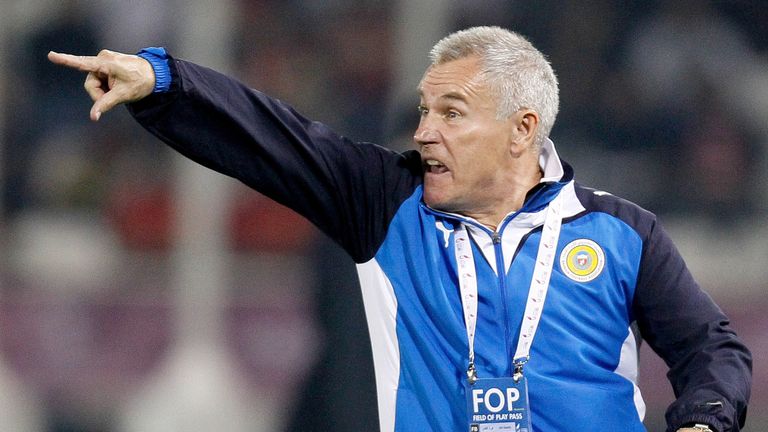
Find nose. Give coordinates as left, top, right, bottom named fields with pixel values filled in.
left=413, top=119, right=440, bottom=147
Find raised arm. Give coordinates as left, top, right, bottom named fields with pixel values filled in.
left=48, top=48, right=424, bottom=262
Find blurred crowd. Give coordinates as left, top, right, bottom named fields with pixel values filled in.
left=0, top=1, right=766, bottom=431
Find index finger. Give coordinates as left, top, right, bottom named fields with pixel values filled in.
left=47, top=51, right=102, bottom=73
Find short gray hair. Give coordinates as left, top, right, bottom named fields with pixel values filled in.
left=429, top=26, right=559, bottom=147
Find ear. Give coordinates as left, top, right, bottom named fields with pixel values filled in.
left=509, top=109, right=540, bottom=156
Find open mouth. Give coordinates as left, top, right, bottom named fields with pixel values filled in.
left=424, top=159, right=449, bottom=174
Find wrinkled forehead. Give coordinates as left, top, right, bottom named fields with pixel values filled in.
left=417, top=56, right=486, bottom=100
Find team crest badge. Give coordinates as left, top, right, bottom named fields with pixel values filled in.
left=560, top=239, right=605, bottom=282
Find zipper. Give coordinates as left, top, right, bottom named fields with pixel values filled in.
left=492, top=230, right=513, bottom=375
left=490, top=186, right=554, bottom=374
left=423, top=207, right=525, bottom=376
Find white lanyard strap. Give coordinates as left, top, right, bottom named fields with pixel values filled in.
left=455, top=195, right=563, bottom=384
left=512, top=195, right=562, bottom=378
left=454, top=224, right=479, bottom=383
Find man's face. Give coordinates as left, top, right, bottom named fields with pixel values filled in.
left=415, top=56, right=518, bottom=216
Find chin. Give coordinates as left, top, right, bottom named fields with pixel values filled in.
left=422, top=191, right=454, bottom=213
left=422, top=191, right=442, bottom=210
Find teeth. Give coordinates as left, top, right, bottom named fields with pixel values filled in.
left=425, top=159, right=442, bottom=166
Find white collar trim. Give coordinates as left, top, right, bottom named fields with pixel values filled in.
left=539, top=138, right=564, bottom=183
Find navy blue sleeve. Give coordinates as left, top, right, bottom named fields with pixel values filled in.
left=633, top=219, right=752, bottom=432
left=127, top=57, right=423, bottom=263
left=573, top=185, right=751, bottom=432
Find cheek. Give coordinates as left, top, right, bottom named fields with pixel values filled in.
left=459, top=153, right=503, bottom=191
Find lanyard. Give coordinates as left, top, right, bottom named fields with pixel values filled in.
left=455, top=195, right=563, bottom=384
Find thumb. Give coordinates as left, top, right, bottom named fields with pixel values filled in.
left=89, top=88, right=125, bottom=121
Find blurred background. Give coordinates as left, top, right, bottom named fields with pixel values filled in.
left=0, top=0, right=765, bottom=431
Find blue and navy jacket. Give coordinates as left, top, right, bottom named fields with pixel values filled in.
left=128, top=54, right=751, bottom=432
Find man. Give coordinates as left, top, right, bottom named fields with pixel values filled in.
left=49, top=26, right=750, bottom=431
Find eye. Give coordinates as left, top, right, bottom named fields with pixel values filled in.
left=445, top=110, right=461, bottom=119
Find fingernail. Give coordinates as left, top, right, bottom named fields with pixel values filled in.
left=95, top=111, right=102, bottom=121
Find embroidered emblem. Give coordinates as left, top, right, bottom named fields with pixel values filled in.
left=436, top=221, right=453, bottom=248
left=559, top=239, right=605, bottom=282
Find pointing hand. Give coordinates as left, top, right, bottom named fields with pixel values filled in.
left=47, top=49, right=156, bottom=121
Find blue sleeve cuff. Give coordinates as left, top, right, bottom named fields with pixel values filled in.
left=136, top=47, right=172, bottom=93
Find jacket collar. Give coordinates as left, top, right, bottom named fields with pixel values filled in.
left=539, top=138, right=566, bottom=183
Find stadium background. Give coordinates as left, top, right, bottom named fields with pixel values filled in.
left=0, top=0, right=765, bottom=430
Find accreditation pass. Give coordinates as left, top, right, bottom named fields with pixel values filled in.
left=466, top=377, right=531, bottom=432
